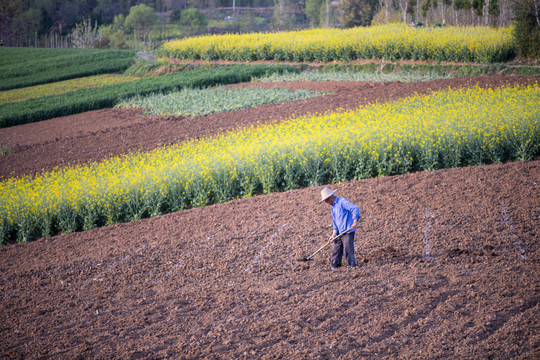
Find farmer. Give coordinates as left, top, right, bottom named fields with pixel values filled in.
left=319, top=187, right=361, bottom=270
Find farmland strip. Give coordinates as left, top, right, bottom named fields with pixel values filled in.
left=0, top=64, right=297, bottom=128
left=160, top=24, right=515, bottom=64
left=1, top=85, right=538, bottom=245
left=0, top=48, right=136, bottom=91
left=0, top=74, right=140, bottom=104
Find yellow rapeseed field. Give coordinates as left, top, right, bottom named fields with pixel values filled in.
left=160, top=24, right=515, bottom=63
left=1, top=84, right=538, bottom=243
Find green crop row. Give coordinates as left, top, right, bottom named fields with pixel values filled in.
left=252, top=68, right=454, bottom=83
left=1, top=84, right=538, bottom=244
left=312, top=62, right=540, bottom=77
left=0, top=64, right=298, bottom=128
left=0, top=47, right=136, bottom=91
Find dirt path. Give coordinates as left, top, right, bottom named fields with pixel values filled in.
left=1, top=75, right=537, bottom=179
left=0, top=74, right=539, bottom=359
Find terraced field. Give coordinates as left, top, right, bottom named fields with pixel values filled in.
left=0, top=73, right=538, bottom=359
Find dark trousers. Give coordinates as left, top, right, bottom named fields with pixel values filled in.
left=331, top=232, right=357, bottom=267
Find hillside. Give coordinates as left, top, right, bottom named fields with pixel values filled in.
left=0, top=74, right=539, bottom=359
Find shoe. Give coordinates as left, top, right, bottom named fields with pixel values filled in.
left=331, top=266, right=337, bottom=270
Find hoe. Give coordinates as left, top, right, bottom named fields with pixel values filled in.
left=296, top=227, right=353, bottom=262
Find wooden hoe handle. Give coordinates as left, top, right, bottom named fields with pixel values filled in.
left=306, top=227, right=353, bottom=260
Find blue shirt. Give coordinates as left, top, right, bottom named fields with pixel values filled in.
left=331, top=196, right=361, bottom=234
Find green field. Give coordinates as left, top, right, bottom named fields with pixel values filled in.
left=0, top=47, right=137, bottom=91
left=0, top=64, right=298, bottom=128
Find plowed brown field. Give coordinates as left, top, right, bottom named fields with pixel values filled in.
left=0, top=75, right=539, bottom=359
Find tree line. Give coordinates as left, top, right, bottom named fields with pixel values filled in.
left=0, top=0, right=538, bottom=58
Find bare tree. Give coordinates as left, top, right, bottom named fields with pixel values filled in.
left=70, top=17, right=101, bottom=48
left=272, top=0, right=294, bottom=30
left=398, top=0, right=409, bottom=22
left=499, top=0, right=513, bottom=25
left=378, top=0, right=392, bottom=22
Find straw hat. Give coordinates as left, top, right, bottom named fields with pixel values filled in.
left=319, top=187, right=336, bottom=203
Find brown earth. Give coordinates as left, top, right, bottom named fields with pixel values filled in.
left=0, top=75, right=539, bottom=359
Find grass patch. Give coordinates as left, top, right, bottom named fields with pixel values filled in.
left=501, top=66, right=540, bottom=76
left=300, top=62, right=540, bottom=78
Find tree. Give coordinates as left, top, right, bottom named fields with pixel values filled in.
left=340, top=0, right=378, bottom=27
left=488, top=0, right=500, bottom=18
left=124, top=3, right=158, bottom=40
left=71, top=17, right=101, bottom=48
left=511, top=0, right=540, bottom=58
left=97, top=22, right=129, bottom=49
left=398, top=0, right=410, bottom=22
left=453, top=0, right=471, bottom=24
left=113, top=13, right=126, bottom=31
left=239, top=9, right=257, bottom=32
left=170, top=9, right=182, bottom=22
left=94, top=0, right=129, bottom=24
left=421, top=0, right=452, bottom=25
left=321, top=0, right=336, bottom=27
left=511, top=0, right=540, bottom=26
left=305, top=0, right=324, bottom=26
left=178, top=8, right=207, bottom=35
left=0, top=0, right=26, bottom=20
left=13, top=8, right=43, bottom=39
left=378, top=0, right=394, bottom=23
left=271, top=0, right=295, bottom=30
